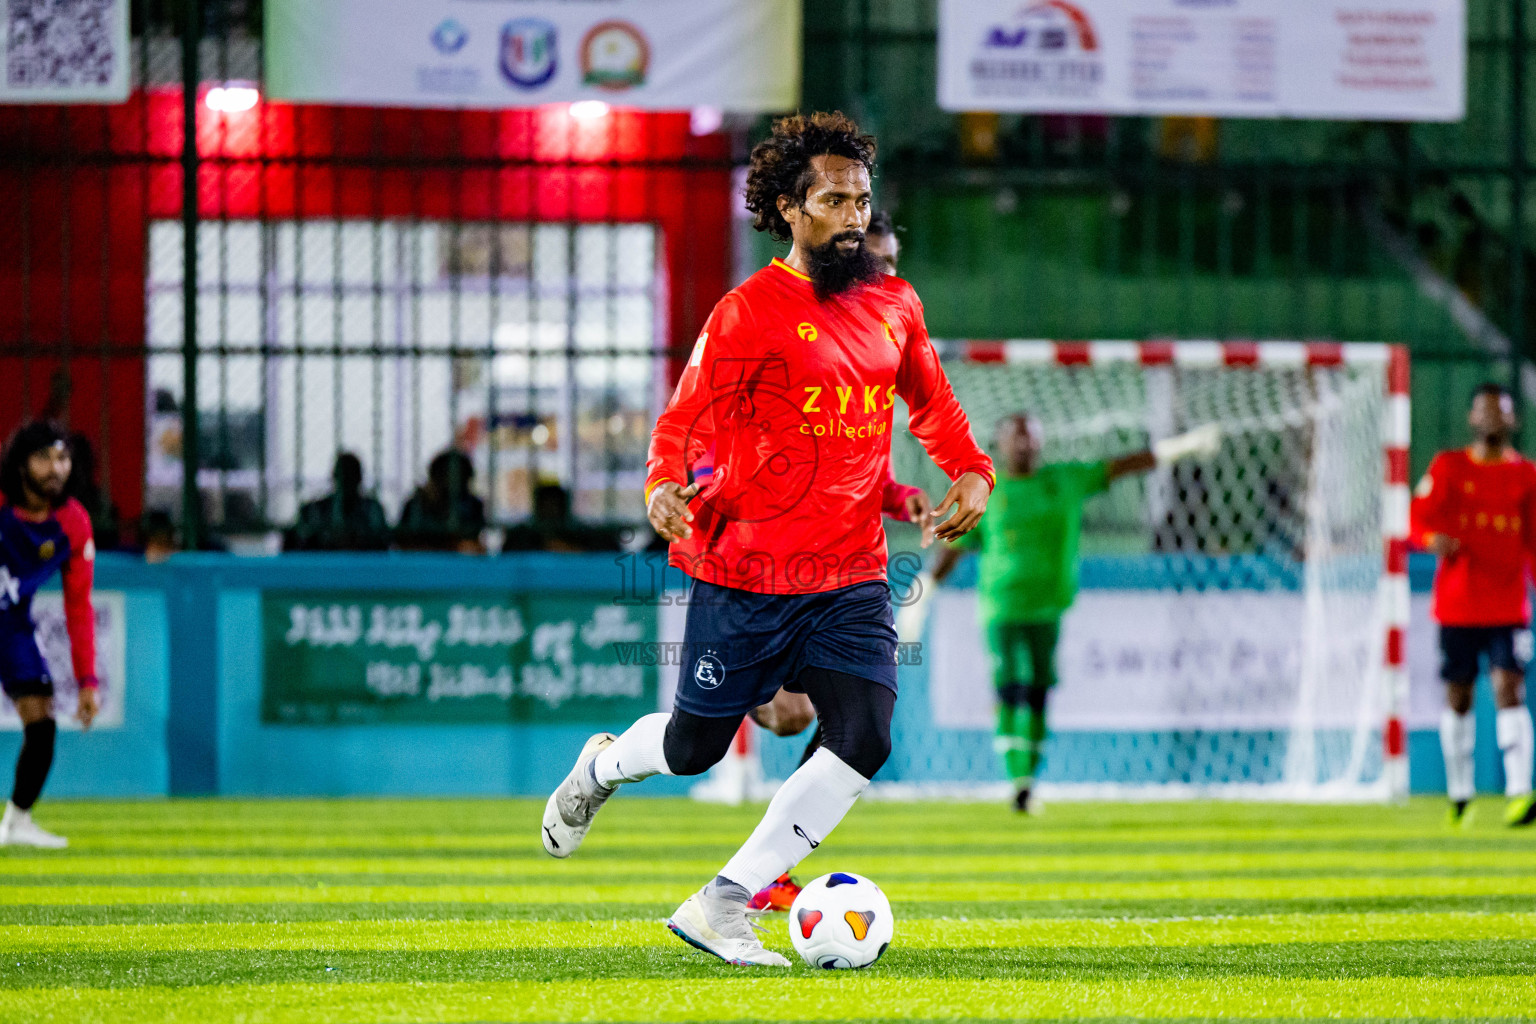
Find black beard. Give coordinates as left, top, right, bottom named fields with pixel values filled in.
left=24, top=477, right=66, bottom=507
left=803, top=232, right=885, bottom=301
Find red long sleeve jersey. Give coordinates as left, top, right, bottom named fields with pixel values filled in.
left=692, top=451, right=923, bottom=522
left=0, top=498, right=97, bottom=686
left=647, top=259, right=994, bottom=594
left=1410, top=448, right=1536, bottom=626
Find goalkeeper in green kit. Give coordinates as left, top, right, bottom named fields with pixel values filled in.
left=899, top=412, right=1221, bottom=812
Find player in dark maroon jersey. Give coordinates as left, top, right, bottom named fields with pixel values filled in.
left=1411, top=384, right=1536, bottom=827
left=541, top=113, right=993, bottom=966
left=0, top=421, right=101, bottom=848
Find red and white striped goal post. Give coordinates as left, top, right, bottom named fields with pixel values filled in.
left=935, top=339, right=1412, bottom=800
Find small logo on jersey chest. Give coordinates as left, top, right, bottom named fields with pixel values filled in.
left=797, top=322, right=818, bottom=342
left=37, top=539, right=54, bottom=561
left=881, top=320, right=900, bottom=349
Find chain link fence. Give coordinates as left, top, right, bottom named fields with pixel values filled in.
left=1, top=0, right=1533, bottom=551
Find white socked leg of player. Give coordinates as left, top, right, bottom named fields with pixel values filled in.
left=1439, top=702, right=1476, bottom=824
left=540, top=713, right=675, bottom=858
left=1493, top=664, right=1536, bottom=827
left=668, top=669, right=892, bottom=968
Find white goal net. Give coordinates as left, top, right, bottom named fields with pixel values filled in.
left=883, top=341, right=1410, bottom=802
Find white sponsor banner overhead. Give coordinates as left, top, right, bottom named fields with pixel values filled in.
left=0, top=0, right=130, bottom=103
left=266, top=0, right=801, bottom=112
left=938, top=0, right=1465, bottom=121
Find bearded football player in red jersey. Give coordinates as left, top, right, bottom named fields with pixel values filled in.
left=1411, top=383, right=1536, bottom=828
left=540, top=112, right=994, bottom=966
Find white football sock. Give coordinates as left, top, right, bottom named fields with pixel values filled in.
left=1439, top=708, right=1476, bottom=802
left=593, top=713, right=674, bottom=788
left=718, top=748, right=869, bottom=895
left=1496, top=706, right=1534, bottom=798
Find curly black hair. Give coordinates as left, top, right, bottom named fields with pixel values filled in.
left=0, top=420, right=68, bottom=506
left=867, top=210, right=895, bottom=237
left=744, top=111, right=877, bottom=242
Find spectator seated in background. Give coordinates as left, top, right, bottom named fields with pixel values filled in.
left=502, top=483, right=622, bottom=553
left=395, top=450, right=486, bottom=554
left=283, top=452, right=390, bottom=552
left=138, top=510, right=179, bottom=564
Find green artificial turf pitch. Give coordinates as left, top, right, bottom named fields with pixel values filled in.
left=0, top=797, right=1532, bottom=1022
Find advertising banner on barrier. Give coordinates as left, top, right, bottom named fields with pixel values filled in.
left=0, top=0, right=130, bottom=103
left=0, top=590, right=126, bottom=730
left=930, top=587, right=1440, bottom=732
left=938, top=0, right=1465, bottom=121
left=262, top=593, right=657, bottom=725
left=266, top=0, right=800, bottom=111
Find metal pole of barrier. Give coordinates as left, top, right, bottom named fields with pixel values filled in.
left=1511, top=0, right=1528, bottom=433
left=180, top=0, right=202, bottom=550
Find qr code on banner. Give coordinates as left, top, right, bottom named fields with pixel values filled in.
left=6, top=0, right=116, bottom=90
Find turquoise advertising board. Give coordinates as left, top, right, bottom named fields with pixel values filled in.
left=262, top=591, right=656, bottom=725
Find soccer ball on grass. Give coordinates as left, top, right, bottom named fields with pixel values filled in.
left=787, top=871, right=894, bottom=969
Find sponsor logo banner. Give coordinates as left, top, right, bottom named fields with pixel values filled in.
left=267, top=0, right=799, bottom=111
left=939, top=0, right=1464, bottom=121
left=930, top=587, right=1412, bottom=732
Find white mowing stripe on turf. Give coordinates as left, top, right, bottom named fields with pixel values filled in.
left=5, top=976, right=1535, bottom=1022
left=7, top=875, right=1536, bottom=904
left=1, top=911, right=1531, bottom=953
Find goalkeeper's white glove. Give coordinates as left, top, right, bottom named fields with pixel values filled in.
left=895, top=571, right=936, bottom=643
left=1153, top=423, right=1222, bottom=465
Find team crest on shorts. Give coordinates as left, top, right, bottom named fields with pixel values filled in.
left=693, top=652, right=726, bottom=689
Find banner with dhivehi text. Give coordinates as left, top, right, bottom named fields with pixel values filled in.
left=263, top=592, right=657, bottom=725
left=266, top=0, right=800, bottom=111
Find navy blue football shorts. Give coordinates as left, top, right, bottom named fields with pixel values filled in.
left=0, top=627, right=53, bottom=701
left=1439, top=624, right=1532, bottom=683
left=672, top=578, right=899, bottom=719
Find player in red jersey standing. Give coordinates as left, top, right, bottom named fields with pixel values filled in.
left=540, top=112, right=994, bottom=965
left=0, top=422, right=101, bottom=847
left=1411, top=384, right=1536, bottom=827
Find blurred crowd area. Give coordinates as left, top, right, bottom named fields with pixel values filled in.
left=69, top=437, right=647, bottom=561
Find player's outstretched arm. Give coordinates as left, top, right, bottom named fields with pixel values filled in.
left=892, top=287, right=995, bottom=525
left=58, top=501, right=99, bottom=730
left=1106, top=423, right=1223, bottom=483
left=643, top=294, right=748, bottom=540
left=1411, top=453, right=1460, bottom=558
left=1107, top=451, right=1156, bottom=482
